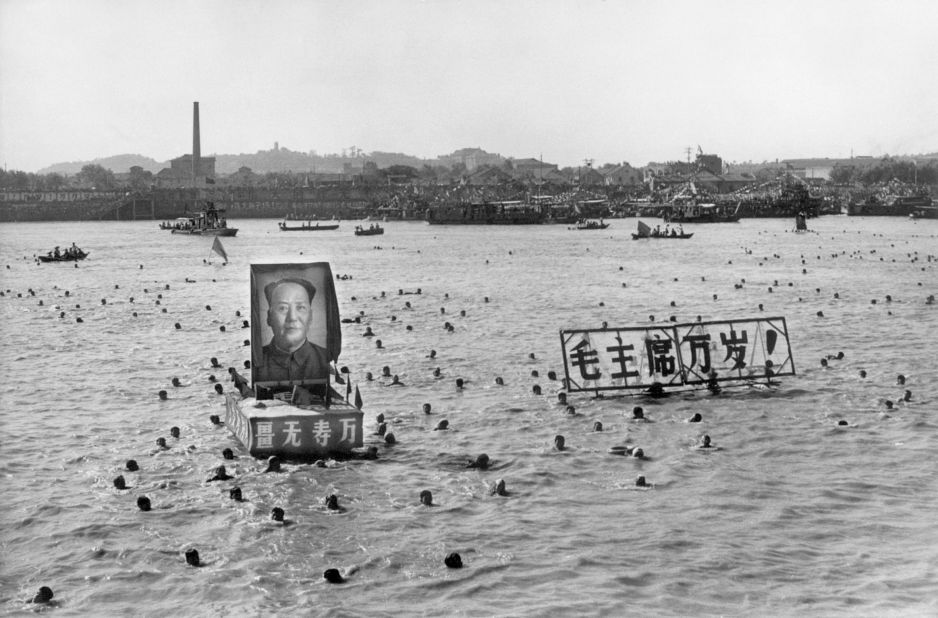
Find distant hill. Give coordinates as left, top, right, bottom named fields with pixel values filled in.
left=213, top=148, right=429, bottom=174
left=37, top=148, right=435, bottom=176
left=39, top=154, right=165, bottom=175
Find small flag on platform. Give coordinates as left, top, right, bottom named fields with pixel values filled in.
left=346, top=378, right=352, bottom=400
left=211, top=237, right=228, bottom=263
left=354, top=385, right=363, bottom=410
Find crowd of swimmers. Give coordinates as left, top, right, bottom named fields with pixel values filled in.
left=6, top=228, right=934, bottom=606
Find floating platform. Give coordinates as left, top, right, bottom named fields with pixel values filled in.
left=225, top=394, right=363, bottom=459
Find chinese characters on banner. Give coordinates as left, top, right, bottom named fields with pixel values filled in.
left=560, top=317, right=794, bottom=393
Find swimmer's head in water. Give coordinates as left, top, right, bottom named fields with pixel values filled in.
left=323, top=568, right=344, bottom=583
left=229, top=487, right=243, bottom=501
left=265, top=456, right=281, bottom=473
left=420, top=490, right=433, bottom=506
left=444, top=552, right=463, bottom=569
left=469, top=454, right=490, bottom=469
left=324, top=494, right=340, bottom=511
left=635, top=475, right=647, bottom=487
left=632, top=406, right=644, bottom=419
left=137, top=496, right=151, bottom=511
left=554, top=435, right=565, bottom=451
left=271, top=507, right=284, bottom=522
left=185, top=548, right=200, bottom=567
left=32, top=586, right=54, bottom=604
left=126, top=459, right=139, bottom=471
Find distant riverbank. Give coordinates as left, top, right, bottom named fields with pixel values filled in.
left=0, top=187, right=389, bottom=222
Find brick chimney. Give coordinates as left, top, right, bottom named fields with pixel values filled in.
left=192, top=102, right=201, bottom=186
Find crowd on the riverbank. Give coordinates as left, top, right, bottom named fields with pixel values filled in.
left=1, top=174, right=933, bottom=223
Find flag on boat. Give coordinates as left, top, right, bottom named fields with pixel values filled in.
left=354, top=385, right=363, bottom=410
left=637, top=220, right=651, bottom=237
left=211, top=237, right=228, bottom=262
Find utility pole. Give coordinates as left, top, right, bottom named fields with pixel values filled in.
left=685, top=147, right=693, bottom=165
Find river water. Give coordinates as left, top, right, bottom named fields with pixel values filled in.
left=1, top=216, right=936, bottom=616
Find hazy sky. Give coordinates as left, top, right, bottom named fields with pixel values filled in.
left=2, top=0, right=936, bottom=172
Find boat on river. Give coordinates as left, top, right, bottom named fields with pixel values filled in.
left=38, top=249, right=89, bottom=262
left=224, top=262, right=364, bottom=460
left=845, top=193, right=936, bottom=218
left=159, top=202, right=237, bottom=236
left=279, top=219, right=340, bottom=231
left=426, top=201, right=545, bottom=224
left=663, top=201, right=739, bottom=223
left=631, top=220, right=693, bottom=240
left=572, top=219, right=609, bottom=230
left=354, top=224, right=384, bottom=236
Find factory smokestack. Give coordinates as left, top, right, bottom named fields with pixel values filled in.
left=192, top=102, right=201, bottom=186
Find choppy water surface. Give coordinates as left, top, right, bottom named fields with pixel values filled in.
left=1, top=216, right=936, bottom=616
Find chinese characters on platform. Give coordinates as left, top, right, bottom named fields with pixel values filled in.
left=228, top=408, right=362, bottom=457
